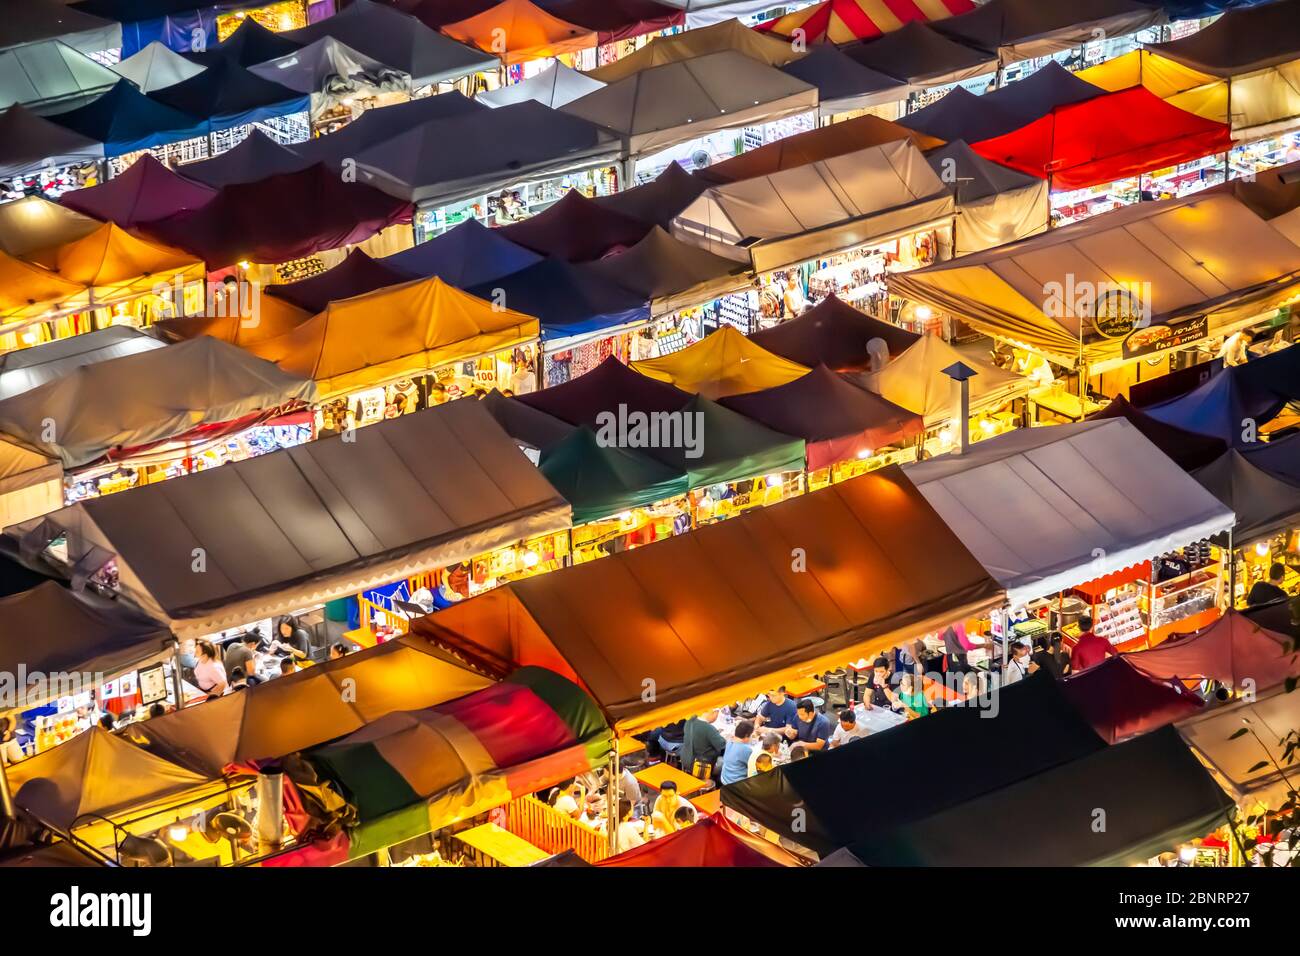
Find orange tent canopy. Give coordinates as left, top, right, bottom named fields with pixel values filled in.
left=0, top=249, right=86, bottom=324
left=441, top=0, right=597, bottom=66
left=37, top=221, right=202, bottom=304
left=756, top=0, right=975, bottom=44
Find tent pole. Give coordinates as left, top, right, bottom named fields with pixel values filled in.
left=1226, top=529, right=1235, bottom=610
left=605, top=746, right=620, bottom=856
left=171, top=641, right=186, bottom=710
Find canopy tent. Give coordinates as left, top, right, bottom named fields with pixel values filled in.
left=1, top=0, right=122, bottom=56
left=903, top=418, right=1237, bottom=606
left=841, top=726, right=1233, bottom=866
left=758, top=0, right=973, bottom=44
left=176, top=128, right=312, bottom=187
left=498, top=189, right=652, bottom=262
left=843, top=21, right=996, bottom=87
left=720, top=364, right=925, bottom=469
left=889, top=192, right=1300, bottom=366
left=632, top=326, right=810, bottom=399
left=719, top=672, right=1105, bottom=855
left=464, top=257, right=650, bottom=340
left=674, top=138, right=954, bottom=273
left=1086, top=395, right=1227, bottom=471
left=110, top=41, right=206, bottom=93
left=58, top=153, right=216, bottom=228
left=544, top=0, right=684, bottom=44
left=586, top=17, right=802, bottom=84
left=287, top=667, right=610, bottom=864
left=1192, top=449, right=1300, bottom=543
left=579, top=225, right=750, bottom=315
left=265, top=249, right=412, bottom=314
left=539, top=426, right=690, bottom=523
left=380, top=217, right=543, bottom=287
left=352, top=100, right=622, bottom=206
left=593, top=162, right=706, bottom=229
left=748, top=293, right=920, bottom=369
left=1147, top=0, right=1300, bottom=78
left=248, top=35, right=407, bottom=97
left=660, top=392, right=807, bottom=488
left=10, top=399, right=571, bottom=637
left=478, top=61, right=605, bottom=109
left=923, top=140, right=1049, bottom=253
left=933, top=0, right=1163, bottom=63
left=0, top=326, right=163, bottom=402
left=777, top=43, right=912, bottom=117
left=477, top=388, right=575, bottom=452
left=695, top=112, right=943, bottom=186
left=149, top=293, right=311, bottom=350
left=0, top=196, right=100, bottom=260
left=404, top=0, right=500, bottom=30
left=184, top=16, right=303, bottom=68
left=516, top=355, right=691, bottom=429
left=1075, top=49, right=1227, bottom=127
left=0, top=40, right=121, bottom=113
left=0, top=104, right=103, bottom=179
left=858, top=332, right=1029, bottom=426
left=46, top=79, right=210, bottom=156
left=0, top=335, right=315, bottom=470
left=1145, top=348, right=1300, bottom=445
left=441, top=0, right=597, bottom=67
left=561, top=50, right=819, bottom=159
left=248, top=276, right=538, bottom=399
left=970, top=86, right=1234, bottom=190
left=0, top=426, right=64, bottom=526
left=1059, top=656, right=1204, bottom=744
left=0, top=582, right=172, bottom=712
left=1126, top=609, right=1300, bottom=692
left=599, top=811, right=803, bottom=866
left=0, top=250, right=87, bottom=325
left=143, top=163, right=413, bottom=270
left=35, top=221, right=202, bottom=307
left=1178, top=685, right=1300, bottom=811
left=149, top=58, right=310, bottom=131
left=131, top=632, right=493, bottom=776
left=1243, top=429, right=1300, bottom=484
left=413, top=466, right=1004, bottom=733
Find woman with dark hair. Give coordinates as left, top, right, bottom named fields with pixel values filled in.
left=192, top=639, right=227, bottom=699
left=271, top=615, right=311, bottom=661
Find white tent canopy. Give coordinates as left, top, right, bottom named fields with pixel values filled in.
left=480, top=61, right=604, bottom=110
left=0, top=327, right=164, bottom=402
left=250, top=35, right=408, bottom=96
left=110, top=42, right=206, bottom=94
left=903, top=418, right=1236, bottom=607
left=0, top=40, right=120, bottom=113
left=925, top=140, right=1050, bottom=255
left=1178, top=687, right=1300, bottom=812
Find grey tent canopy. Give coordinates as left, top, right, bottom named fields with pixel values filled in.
left=0, top=326, right=164, bottom=402
left=0, top=104, right=103, bottom=179
left=0, top=40, right=121, bottom=113
left=249, top=35, right=409, bottom=96
left=479, top=61, right=604, bottom=109
left=778, top=44, right=911, bottom=117
left=110, top=41, right=206, bottom=93
left=933, top=0, right=1164, bottom=64
left=0, top=0, right=122, bottom=57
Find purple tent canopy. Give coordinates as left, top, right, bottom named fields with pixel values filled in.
left=59, top=153, right=216, bottom=228
left=592, top=162, right=707, bottom=229
left=171, top=128, right=311, bottom=188
left=499, top=190, right=653, bottom=262
left=1086, top=395, right=1227, bottom=471
left=379, top=218, right=542, bottom=287
left=516, top=355, right=691, bottom=429
left=265, top=249, right=412, bottom=314
left=748, top=294, right=920, bottom=371
left=1145, top=353, right=1295, bottom=446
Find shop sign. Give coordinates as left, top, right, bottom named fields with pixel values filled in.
left=138, top=664, right=168, bottom=705
left=1121, top=314, right=1209, bottom=359
left=1091, top=287, right=1145, bottom=338
left=275, top=255, right=326, bottom=283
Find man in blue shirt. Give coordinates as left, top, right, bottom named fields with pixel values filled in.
left=783, top=698, right=833, bottom=752
left=756, top=687, right=798, bottom=731
left=720, top=719, right=756, bottom=785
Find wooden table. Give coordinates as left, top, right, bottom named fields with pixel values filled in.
left=617, top=735, right=647, bottom=758
left=455, top=823, right=549, bottom=867
left=783, top=676, right=826, bottom=699
left=1029, top=386, right=1104, bottom=423
left=634, top=762, right=710, bottom=797
left=691, top=789, right=721, bottom=817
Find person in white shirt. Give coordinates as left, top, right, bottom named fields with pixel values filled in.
left=550, top=778, right=583, bottom=819
left=614, top=798, right=645, bottom=854
left=829, top=709, right=870, bottom=748
left=1003, top=641, right=1033, bottom=685
left=747, top=731, right=782, bottom=775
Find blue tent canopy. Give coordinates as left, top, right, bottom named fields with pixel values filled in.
left=466, top=258, right=649, bottom=340
left=183, top=16, right=302, bottom=68
left=380, top=218, right=542, bottom=288
left=1146, top=349, right=1300, bottom=446
left=47, top=78, right=208, bottom=156
left=149, top=58, right=309, bottom=132
left=1242, top=430, right=1300, bottom=485
left=1144, top=0, right=1279, bottom=22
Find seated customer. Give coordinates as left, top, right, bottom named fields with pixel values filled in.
left=756, top=687, right=798, bottom=731
left=720, top=719, right=756, bottom=785
left=829, top=709, right=869, bottom=748
left=651, top=780, right=691, bottom=836
left=747, top=731, right=781, bottom=775
left=680, top=709, right=726, bottom=780
left=783, top=698, right=832, bottom=751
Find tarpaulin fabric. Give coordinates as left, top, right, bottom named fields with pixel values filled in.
left=516, top=354, right=691, bottom=428
left=660, top=392, right=807, bottom=488
left=286, top=0, right=498, bottom=86
left=248, top=35, right=405, bottom=96
left=593, top=162, right=706, bottom=229
left=842, top=20, right=996, bottom=86
left=0, top=196, right=100, bottom=260
left=943, top=61, right=1107, bottom=139
left=37, top=221, right=203, bottom=305
left=598, top=811, right=804, bottom=866
left=925, top=138, right=1046, bottom=203
left=0, top=326, right=163, bottom=403
left=1086, top=394, right=1227, bottom=471
left=184, top=16, right=303, bottom=68
left=720, top=364, right=924, bottom=469
left=542, top=0, right=685, bottom=44
left=129, top=632, right=493, bottom=776
left=178, top=128, right=313, bottom=187
left=586, top=16, right=802, bottom=84
left=1192, top=449, right=1300, bottom=543
left=1145, top=355, right=1295, bottom=446
left=0, top=104, right=104, bottom=179
left=720, top=672, right=1105, bottom=856
left=905, top=419, right=1237, bottom=606
left=478, top=388, right=575, bottom=452
left=897, top=86, right=1018, bottom=143
left=696, top=111, right=943, bottom=186
left=756, top=0, right=973, bottom=44
left=380, top=217, right=543, bottom=287
left=778, top=43, right=912, bottom=116
left=1136, top=0, right=1272, bottom=18
left=249, top=275, right=538, bottom=398
left=46, top=78, right=210, bottom=157
left=932, top=0, right=1164, bottom=62
left=579, top=225, right=749, bottom=313
left=1147, top=0, right=1300, bottom=77
left=465, top=257, right=650, bottom=339
left=1242, top=428, right=1300, bottom=484
left=414, top=464, right=1004, bottom=733
left=1231, top=339, right=1300, bottom=403
left=11, top=398, right=571, bottom=636
left=1075, top=49, right=1227, bottom=126
left=1126, top=609, right=1300, bottom=692
left=1059, top=656, right=1203, bottom=744
left=1, top=0, right=122, bottom=56
left=110, top=41, right=206, bottom=93
left=149, top=57, right=310, bottom=131
left=540, top=425, right=690, bottom=523
left=499, top=189, right=652, bottom=262
left=0, top=40, right=121, bottom=112
left=0, top=250, right=87, bottom=323
left=116, top=9, right=219, bottom=59
left=150, top=293, right=312, bottom=350
left=844, top=725, right=1233, bottom=866
left=562, top=50, right=819, bottom=158
left=857, top=332, right=1028, bottom=425
left=1177, top=683, right=1300, bottom=809
left=970, top=85, right=1233, bottom=190
left=142, top=163, right=413, bottom=270
left=633, top=326, right=809, bottom=399
left=265, top=249, right=411, bottom=314
left=925, top=139, right=1049, bottom=253
left=441, top=0, right=597, bottom=66
left=0, top=335, right=316, bottom=470
left=59, top=153, right=216, bottom=228
left=478, top=61, right=605, bottom=109
left=748, top=292, right=920, bottom=369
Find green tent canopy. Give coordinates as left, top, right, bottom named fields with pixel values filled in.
left=664, top=394, right=805, bottom=490
left=540, top=426, right=689, bottom=525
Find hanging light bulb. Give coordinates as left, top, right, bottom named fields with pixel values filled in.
left=522, top=550, right=540, bottom=568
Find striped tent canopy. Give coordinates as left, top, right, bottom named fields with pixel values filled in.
left=755, top=0, right=975, bottom=44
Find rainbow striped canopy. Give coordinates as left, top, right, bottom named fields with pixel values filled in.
left=756, top=0, right=975, bottom=44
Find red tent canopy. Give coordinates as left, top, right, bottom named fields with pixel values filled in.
left=971, top=86, right=1233, bottom=190
left=59, top=154, right=216, bottom=228
left=596, top=812, right=804, bottom=866
left=1125, top=610, right=1300, bottom=694
left=541, top=0, right=683, bottom=44
left=1060, top=656, right=1203, bottom=745
left=499, top=190, right=652, bottom=262
left=142, top=164, right=413, bottom=270
left=755, top=0, right=975, bottom=44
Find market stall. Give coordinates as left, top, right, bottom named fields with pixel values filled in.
left=58, top=154, right=217, bottom=229
left=441, top=0, right=597, bottom=68
left=843, top=20, right=997, bottom=88
left=924, top=139, right=1050, bottom=254
left=543, top=0, right=685, bottom=47
left=0, top=40, right=119, bottom=113
left=777, top=44, right=912, bottom=119
left=592, top=161, right=705, bottom=228
left=178, top=128, right=313, bottom=186
left=0, top=105, right=103, bottom=199
left=585, top=17, right=801, bottom=85
left=47, top=79, right=211, bottom=160
left=0, top=252, right=88, bottom=346
left=263, top=249, right=412, bottom=313
left=380, top=217, right=542, bottom=288
left=149, top=58, right=310, bottom=142
left=1145, top=347, right=1300, bottom=446
left=756, top=0, right=974, bottom=45
left=1058, top=655, right=1204, bottom=744
left=1125, top=609, right=1300, bottom=693
left=478, top=388, right=576, bottom=454
left=632, top=325, right=809, bottom=399
left=151, top=291, right=312, bottom=350
left=0, top=196, right=100, bottom=260
left=1086, top=395, right=1228, bottom=471
left=931, top=0, right=1163, bottom=64
left=250, top=35, right=411, bottom=130
left=478, top=61, right=605, bottom=109
left=0, top=326, right=164, bottom=402
left=187, top=15, right=304, bottom=68
left=748, top=292, right=920, bottom=368
left=499, top=189, right=651, bottom=262
left=598, top=811, right=803, bottom=866
left=579, top=225, right=750, bottom=316
left=110, top=41, right=207, bottom=93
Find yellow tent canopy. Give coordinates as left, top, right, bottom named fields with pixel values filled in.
left=587, top=17, right=801, bottom=84
left=37, top=222, right=203, bottom=306
left=247, top=275, right=540, bottom=398
left=1077, top=50, right=1227, bottom=125
left=441, top=0, right=596, bottom=67
left=152, top=290, right=312, bottom=349
left=0, top=250, right=86, bottom=325
left=0, top=195, right=101, bottom=259
left=632, top=326, right=810, bottom=399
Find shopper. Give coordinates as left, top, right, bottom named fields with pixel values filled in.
left=192, top=639, right=227, bottom=698
left=614, top=798, right=644, bottom=854
left=747, top=731, right=782, bottom=775
left=1032, top=634, right=1071, bottom=680
left=1070, top=616, right=1115, bottom=672
left=1247, top=563, right=1289, bottom=607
